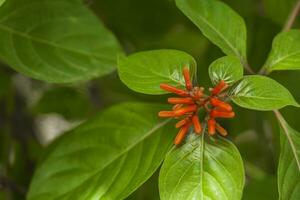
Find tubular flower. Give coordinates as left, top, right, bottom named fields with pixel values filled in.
left=158, top=66, right=235, bottom=145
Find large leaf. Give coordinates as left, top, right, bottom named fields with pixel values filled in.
left=209, top=56, right=244, bottom=86
left=118, top=50, right=197, bottom=95
left=28, top=102, right=176, bottom=200
left=277, top=116, right=300, bottom=200
left=159, top=133, right=245, bottom=200
left=0, top=0, right=120, bottom=83
left=175, top=0, right=247, bottom=60
left=265, top=30, right=300, bottom=73
left=230, top=75, right=299, bottom=110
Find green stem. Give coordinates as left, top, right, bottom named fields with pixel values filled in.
left=242, top=59, right=255, bottom=75
left=273, top=110, right=300, bottom=171
left=258, top=64, right=267, bottom=75
left=283, top=0, right=300, bottom=32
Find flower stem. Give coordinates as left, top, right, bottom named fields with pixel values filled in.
left=283, top=0, right=300, bottom=32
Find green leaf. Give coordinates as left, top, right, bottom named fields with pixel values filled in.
left=118, top=50, right=197, bottom=95
left=0, top=0, right=120, bottom=83
left=159, top=134, right=245, bottom=200
left=277, top=118, right=300, bottom=200
left=209, top=56, right=244, bottom=86
left=230, top=75, right=299, bottom=110
left=28, top=102, right=176, bottom=200
left=265, top=30, right=300, bottom=73
left=31, top=87, right=92, bottom=120
left=175, top=0, right=247, bottom=60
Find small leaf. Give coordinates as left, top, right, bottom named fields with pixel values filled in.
left=277, top=118, right=300, bottom=200
left=0, top=0, right=121, bottom=83
left=209, top=56, right=243, bottom=86
left=159, top=134, right=245, bottom=200
left=118, top=50, right=197, bottom=95
left=230, top=75, right=299, bottom=110
left=175, top=0, right=247, bottom=60
left=265, top=30, right=300, bottom=72
left=28, top=103, right=176, bottom=200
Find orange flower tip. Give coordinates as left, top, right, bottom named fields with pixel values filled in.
left=168, top=97, right=194, bottom=104
left=158, top=111, right=175, bottom=118
left=208, top=118, right=216, bottom=135
left=183, top=66, right=193, bottom=90
left=174, top=105, right=197, bottom=116
left=174, top=125, right=189, bottom=145
left=160, top=83, right=189, bottom=96
left=210, top=110, right=235, bottom=118
left=212, top=80, right=228, bottom=95
left=175, top=118, right=189, bottom=128
left=192, top=115, right=202, bottom=134
left=160, top=83, right=171, bottom=90
left=210, top=97, right=232, bottom=111
left=216, top=123, right=228, bottom=136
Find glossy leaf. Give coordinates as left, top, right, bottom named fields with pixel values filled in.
left=265, top=30, right=300, bottom=72
left=0, top=0, right=120, bottom=83
left=278, top=119, right=300, bottom=200
left=118, top=50, right=197, bottom=94
left=28, top=103, right=176, bottom=200
left=230, top=75, right=299, bottom=110
left=175, top=0, right=247, bottom=60
left=209, top=56, right=244, bottom=86
left=159, top=133, right=245, bottom=200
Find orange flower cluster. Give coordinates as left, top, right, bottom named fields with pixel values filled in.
left=158, top=67, right=235, bottom=145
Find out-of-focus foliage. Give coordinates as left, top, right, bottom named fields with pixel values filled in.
left=0, top=0, right=121, bottom=83
left=1, top=0, right=300, bottom=199
left=31, top=87, right=92, bottom=120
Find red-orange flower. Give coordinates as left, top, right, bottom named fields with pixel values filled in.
left=158, top=66, right=235, bottom=145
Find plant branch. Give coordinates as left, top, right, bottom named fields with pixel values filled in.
left=273, top=110, right=300, bottom=171
left=283, top=0, right=300, bottom=32
left=242, top=59, right=255, bottom=74
left=258, top=64, right=267, bottom=75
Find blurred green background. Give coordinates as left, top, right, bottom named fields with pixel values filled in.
left=0, top=0, right=300, bottom=199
